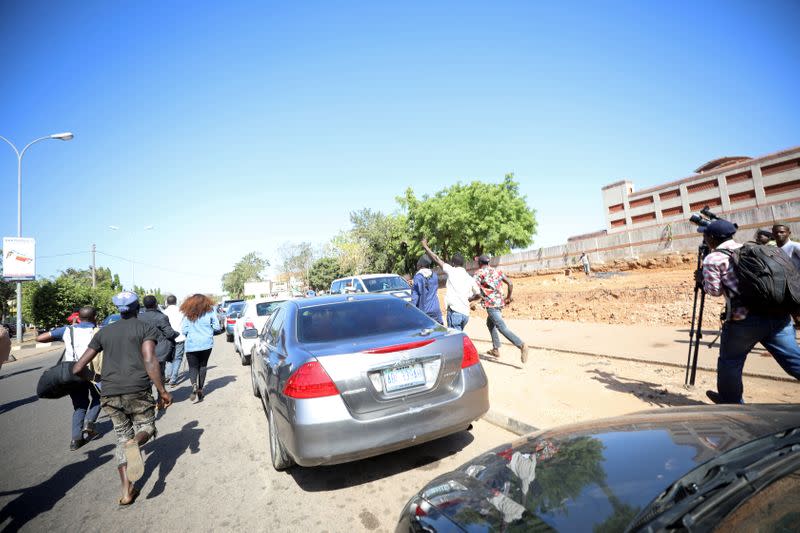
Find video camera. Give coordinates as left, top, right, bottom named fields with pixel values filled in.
left=688, top=206, right=737, bottom=233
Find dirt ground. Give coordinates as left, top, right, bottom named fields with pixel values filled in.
left=502, top=253, right=727, bottom=329
left=474, top=340, right=800, bottom=430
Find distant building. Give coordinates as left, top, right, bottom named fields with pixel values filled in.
left=600, top=146, right=800, bottom=234
left=244, top=280, right=272, bottom=299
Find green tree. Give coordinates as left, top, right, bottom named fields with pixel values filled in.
left=221, top=252, right=269, bottom=299
left=307, top=257, right=346, bottom=291
left=0, top=250, right=17, bottom=321
left=401, top=174, right=537, bottom=260
left=132, top=285, right=166, bottom=305
left=24, top=277, right=118, bottom=330
left=348, top=209, right=408, bottom=274
left=60, top=266, right=122, bottom=291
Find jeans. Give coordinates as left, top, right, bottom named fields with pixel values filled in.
left=717, top=313, right=800, bottom=403
left=447, top=309, right=469, bottom=331
left=187, top=348, right=212, bottom=390
left=486, top=307, right=524, bottom=350
left=68, top=382, right=101, bottom=440
left=166, top=342, right=185, bottom=383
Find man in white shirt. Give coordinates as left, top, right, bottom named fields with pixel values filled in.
left=163, top=295, right=186, bottom=387
left=421, top=239, right=480, bottom=330
left=773, top=223, right=800, bottom=270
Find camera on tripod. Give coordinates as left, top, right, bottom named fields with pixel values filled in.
left=684, top=205, right=737, bottom=387
left=688, top=206, right=736, bottom=234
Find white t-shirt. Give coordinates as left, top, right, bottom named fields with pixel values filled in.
left=63, top=326, right=97, bottom=362
left=443, top=263, right=480, bottom=316
left=164, top=305, right=186, bottom=342
left=780, top=240, right=800, bottom=270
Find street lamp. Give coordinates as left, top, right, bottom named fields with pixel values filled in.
left=108, top=225, right=154, bottom=288
left=0, top=132, right=74, bottom=343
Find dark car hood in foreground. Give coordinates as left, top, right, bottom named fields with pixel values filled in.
left=410, top=404, right=800, bottom=531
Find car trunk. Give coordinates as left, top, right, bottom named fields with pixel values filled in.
left=312, top=329, right=466, bottom=418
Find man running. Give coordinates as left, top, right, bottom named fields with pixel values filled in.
left=421, top=238, right=479, bottom=330
left=72, top=291, right=172, bottom=506
left=472, top=255, right=529, bottom=363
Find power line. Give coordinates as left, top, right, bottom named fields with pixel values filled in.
left=36, top=251, right=88, bottom=259
left=95, top=250, right=206, bottom=278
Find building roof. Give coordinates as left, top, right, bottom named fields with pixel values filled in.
left=694, top=156, right=752, bottom=174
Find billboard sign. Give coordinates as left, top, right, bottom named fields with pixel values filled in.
left=2, top=237, right=36, bottom=281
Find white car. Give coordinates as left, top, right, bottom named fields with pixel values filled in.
left=329, top=273, right=412, bottom=302
left=233, top=297, right=288, bottom=365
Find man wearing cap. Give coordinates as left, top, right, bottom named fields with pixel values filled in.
left=472, top=255, right=529, bottom=363
left=72, top=291, right=172, bottom=506
left=699, top=220, right=800, bottom=404
left=411, top=254, right=443, bottom=324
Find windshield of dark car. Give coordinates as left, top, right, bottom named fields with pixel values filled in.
left=297, top=299, right=436, bottom=343
left=255, top=301, right=284, bottom=316
left=362, top=276, right=409, bottom=292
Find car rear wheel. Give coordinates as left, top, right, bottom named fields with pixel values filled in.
left=241, top=346, right=251, bottom=366
left=267, top=404, right=294, bottom=471
left=250, top=361, right=260, bottom=398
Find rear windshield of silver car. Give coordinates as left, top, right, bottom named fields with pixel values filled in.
left=362, top=276, right=409, bottom=292
left=227, top=302, right=246, bottom=314
left=297, top=299, right=436, bottom=343
left=256, top=301, right=284, bottom=316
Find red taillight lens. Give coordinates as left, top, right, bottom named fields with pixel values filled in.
left=461, top=336, right=479, bottom=368
left=245, top=321, right=255, bottom=329
left=283, top=361, right=339, bottom=399
left=227, top=318, right=236, bottom=324
left=364, top=339, right=435, bottom=354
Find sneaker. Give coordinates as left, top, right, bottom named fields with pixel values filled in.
left=83, top=423, right=98, bottom=442
left=70, top=438, right=86, bottom=451
left=196, top=389, right=204, bottom=402
left=520, top=344, right=529, bottom=364
left=168, top=381, right=177, bottom=388
left=190, top=387, right=197, bottom=402
left=487, top=348, right=501, bottom=358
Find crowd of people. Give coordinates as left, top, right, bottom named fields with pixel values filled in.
left=5, top=221, right=798, bottom=507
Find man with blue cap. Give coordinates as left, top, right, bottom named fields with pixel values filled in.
left=699, top=219, right=800, bottom=404
left=72, top=291, right=172, bottom=506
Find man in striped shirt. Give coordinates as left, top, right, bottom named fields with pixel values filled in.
left=700, top=220, right=800, bottom=404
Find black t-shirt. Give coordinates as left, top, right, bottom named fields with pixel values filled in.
left=88, top=316, right=159, bottom=396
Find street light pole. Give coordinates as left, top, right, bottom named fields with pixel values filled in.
left=0, top=132, right=74, bottom=343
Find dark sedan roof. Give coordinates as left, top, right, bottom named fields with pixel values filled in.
left=291, top=293, right=398, bottom=310
left=418, top=404, right=800, bottom=531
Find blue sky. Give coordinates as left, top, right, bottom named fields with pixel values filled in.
left=1, top=1, right=798, bottom=298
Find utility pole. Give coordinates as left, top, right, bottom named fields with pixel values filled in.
left=91, top=243, right=96, bottom=288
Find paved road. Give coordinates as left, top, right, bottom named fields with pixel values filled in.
left=0, top=335, right=514, bottom=532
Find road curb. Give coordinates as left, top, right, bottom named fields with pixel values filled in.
left=470, top=336, right=796, bottom=383
left=482, top=408, right=538, bottom=436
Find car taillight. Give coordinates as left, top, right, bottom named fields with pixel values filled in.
left=227, top=318, right=236, bottom=324
left=461, top=336, right=479, bottom=368
left=364, top=339, right=435, bottom=354
left=244, top=321, right=255, bottom=329
left=283, top=361, right=339, bottom=399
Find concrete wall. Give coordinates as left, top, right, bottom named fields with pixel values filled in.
left=474, top=199, right=800, bottom=274
left=600, top=146, right=800, bottom=234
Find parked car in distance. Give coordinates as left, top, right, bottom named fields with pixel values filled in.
left=217, top=298, right=244, bottom=328
left=224, top=301, right=247, bottom=342
left=234, top=297, right=288, bottom=365
left=1, top=322, right=16, bottom=336
left=250, top=293, right=489, bottom=471
left=330, top=274, right=412, bottom=302
left=397, top=404, right=800, bottom=532
left=100, top=314, right=121, bottom=328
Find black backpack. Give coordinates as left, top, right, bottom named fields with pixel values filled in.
left=719, top=244, right=800, bottom=316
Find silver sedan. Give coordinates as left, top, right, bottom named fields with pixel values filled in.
left=247, top=293, right=490, bottom=470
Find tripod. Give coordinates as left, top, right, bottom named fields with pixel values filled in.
left=685, top=242, right=709, bottom=387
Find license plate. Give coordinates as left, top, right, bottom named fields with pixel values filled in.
left=382, top=364, right=426, bottom=392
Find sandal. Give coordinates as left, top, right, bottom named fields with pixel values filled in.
left=123, top=441, right=145, bottom=482
left=118, top=487, right=140, bottom=507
